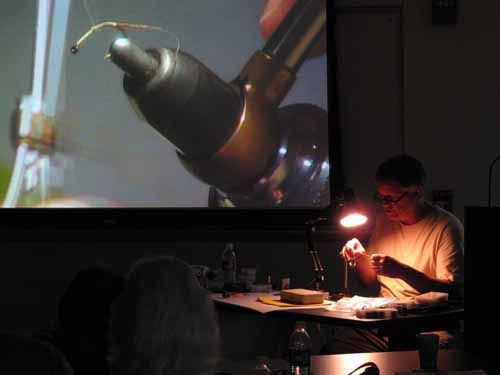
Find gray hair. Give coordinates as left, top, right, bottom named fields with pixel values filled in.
left=111, top=255, right=220, bottom=375
left=375, top=153, right=427, bottom=187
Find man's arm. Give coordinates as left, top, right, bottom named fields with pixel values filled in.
left=396, top=261, right=455, bottom=293
left=370, top=250, right=462, bottom=295
left=353, top=253, right=378, bottom=287
left=341, top=238, right=378, bottom=287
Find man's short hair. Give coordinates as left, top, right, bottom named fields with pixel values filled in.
left=375, top=154, right=426, bottom=187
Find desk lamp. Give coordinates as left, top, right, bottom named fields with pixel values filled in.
left=305, top=191, right=368, bottom=296
left=338, top=188, right=368, bottom=228
left=338, top=191, right=368, bottom=296
left=305, top=217, right=328, bottom=292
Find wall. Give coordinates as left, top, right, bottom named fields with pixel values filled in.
left=402, top=0, right=500, bottom=221
left=336, top=2, right=403, bottom=206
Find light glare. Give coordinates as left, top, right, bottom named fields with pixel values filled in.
left=113, top=37, right=130, bottom=48
left=340, top=213, right=367, bottom=228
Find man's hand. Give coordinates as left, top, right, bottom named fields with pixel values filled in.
left=341, top=238, right=378, bottom=286
left=341, top=238, right=366, bottom=263
left=370, top=254, right=406, bottom=277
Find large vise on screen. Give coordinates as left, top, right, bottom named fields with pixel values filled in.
left=109, top=0, right=330, bottom=208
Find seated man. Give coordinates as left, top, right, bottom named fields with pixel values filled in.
left=326, top=154, right=464, bottom=353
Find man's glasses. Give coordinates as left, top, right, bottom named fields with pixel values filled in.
left=374, top=191, right=415, bottom=205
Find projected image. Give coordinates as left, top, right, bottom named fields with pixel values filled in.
left=1, top=0, right=329, bottom=209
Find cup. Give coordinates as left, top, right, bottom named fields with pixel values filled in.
left=416, top=333, right=439, bottom=371
left=280, top=277, right=290, bottom=290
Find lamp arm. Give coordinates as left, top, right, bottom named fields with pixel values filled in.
left=305, top=219, right=326, bottom=290
left=488, top=154, right=500, bottom=207
left=311, top=251, right=324, bottom=278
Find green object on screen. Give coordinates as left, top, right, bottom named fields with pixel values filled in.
left=0, top=161, right=12, bottom=203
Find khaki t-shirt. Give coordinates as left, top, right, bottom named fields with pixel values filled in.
left=367, top=203, right=464, bottom=301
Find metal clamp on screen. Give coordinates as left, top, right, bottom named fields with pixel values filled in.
left=105, top=0, right=329, bottom=208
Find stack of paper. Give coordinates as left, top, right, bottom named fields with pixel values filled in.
left=327, top=295, right=396, bottom=313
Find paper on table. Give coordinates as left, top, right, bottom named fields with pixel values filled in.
left=257, top=296, right=332, bottom=307
left=212, top=292, right=333, bottom=314
left=326, top=295, right=397, bottom=313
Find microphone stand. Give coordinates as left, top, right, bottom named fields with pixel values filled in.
left=305, top=218, right=327, bottom=291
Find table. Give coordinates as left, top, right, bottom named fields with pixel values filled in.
left=312, top=349, right=479, bottom=374
left=213, top=292, right=464, bottom=357
left=213, top=292, right=464, bottom=331
left=217, top=350, right=482, bottom=375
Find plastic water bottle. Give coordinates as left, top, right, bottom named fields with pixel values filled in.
left=221, top=242, right=236, bottom=289
left=288, top=321, right=312, bottom=375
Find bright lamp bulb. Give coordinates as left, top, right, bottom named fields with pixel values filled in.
left=340, top=213, right=367, bottom=228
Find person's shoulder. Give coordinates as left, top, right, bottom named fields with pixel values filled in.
left=428, top=204, right=463, bottom=231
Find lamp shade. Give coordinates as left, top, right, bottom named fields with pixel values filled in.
left=337, top=188, right=368, bottom=228
left=340, top=212, right=367, bottom=228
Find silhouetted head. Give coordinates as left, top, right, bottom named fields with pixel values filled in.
left=55, top=266, right=124, bottom=366
left=111, top=255, right=220, bottom=375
